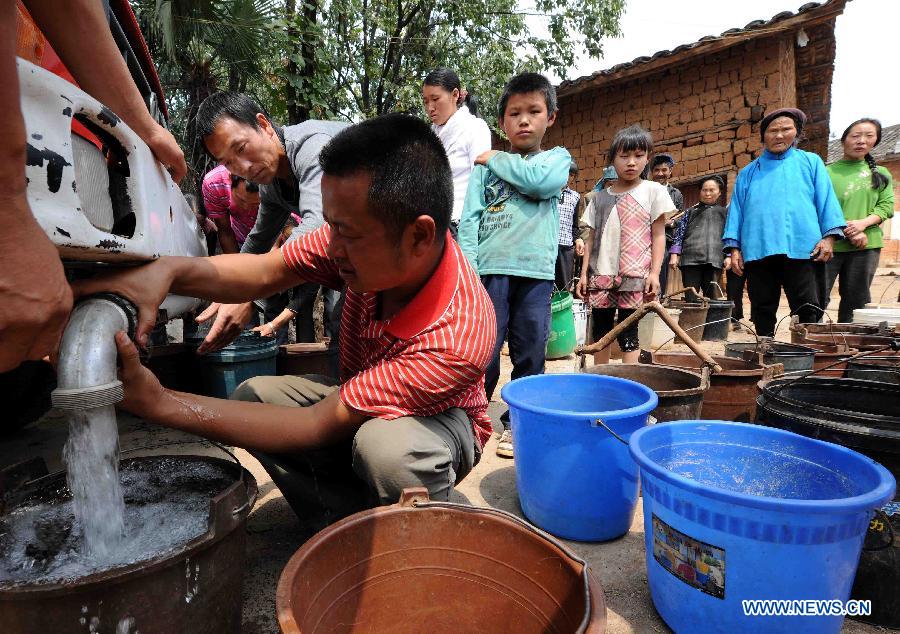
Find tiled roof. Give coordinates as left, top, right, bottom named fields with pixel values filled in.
left=557, top=0, right=848, bottom=97
left=827, top=123, right=900, bottom=163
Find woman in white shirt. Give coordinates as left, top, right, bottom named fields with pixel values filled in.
left=422, top=68, right=492, bottom=241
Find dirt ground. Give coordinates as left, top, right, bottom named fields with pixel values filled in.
left=3, top=271, right=898, bottom=632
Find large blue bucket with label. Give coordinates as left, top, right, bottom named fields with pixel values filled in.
left=630, top=421, right=896, bottom=633
left=501, top=373, right=657, bottom=541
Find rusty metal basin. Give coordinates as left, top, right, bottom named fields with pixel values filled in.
left=0, top=455, right=257, bottom=634
left=794, top=333, right=895, bottom=352
left=789, top=322, right=882, bottom=345
left=639, top=351, right=783, bottom=421
left=583, top=363, right=708, bottom=422
left=277, top=489, right=606, bottom=633
left=277, top=343, right=338, bottom=379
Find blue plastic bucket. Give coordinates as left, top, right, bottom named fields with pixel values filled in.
left=198, top=332, right=278, bottom=398
left=630, top=421, right=896, bottom=633
left=501, top=373, right=658, bottom=541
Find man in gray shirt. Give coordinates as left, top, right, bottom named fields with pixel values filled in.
left=194, top=92, right=346, bottom=353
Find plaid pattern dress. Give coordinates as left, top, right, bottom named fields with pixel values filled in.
left=583, top=181, right=674, bottom=309
left=588, top=191, right=652, bottom=309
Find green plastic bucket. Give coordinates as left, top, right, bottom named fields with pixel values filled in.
left=545, top=291, right=576, bottom=359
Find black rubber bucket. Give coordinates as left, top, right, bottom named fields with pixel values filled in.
left=755, top=377, right=900, bottom=475
left=846, top=356, right=900, bottom=385
left=850, top=499, right=899, bottom=628
left=701, top=299, right=733, bottom=341
left=755, top=376, right=900, bottom=628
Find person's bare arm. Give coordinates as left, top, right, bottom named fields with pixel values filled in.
left=253, top=307, right=295, bottom=338
left=22, top=0, right=186, bottom=182
left=575, top=228, right=594, bottom=299
left=0, top=0, right=72, bottom=371
left=114, top=332, right=364, bottom=451
left=645, top=214, right=667, bottom=298
left=73, top=249, right=302, bottom=345
left=213, top=216, right=240, bottom=254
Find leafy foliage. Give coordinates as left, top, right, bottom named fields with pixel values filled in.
left=310, top=0, right=625, bottom=125
left=132, top=0, right=625, bottom=190
left=133, top=0, right=281, bottom=192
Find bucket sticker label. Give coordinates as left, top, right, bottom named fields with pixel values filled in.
left=652, top=514, right=726, bottom=599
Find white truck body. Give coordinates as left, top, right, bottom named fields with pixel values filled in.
left=18, top=58, right=205, bottom=316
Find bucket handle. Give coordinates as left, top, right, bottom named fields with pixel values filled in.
left=398, top=488, right=598, bottom=634
left=592, top=418, right=630, bottom=445
left=862, top=509, right=896, bottom=551
left=576, top=301, right=722, bottom=373
left=699, top=365, right=711, bottom=391
left=662, top=286, right=703, bottom=303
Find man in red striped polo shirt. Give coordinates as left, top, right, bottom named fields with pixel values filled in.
left=75, top=114, right=496, bottom=530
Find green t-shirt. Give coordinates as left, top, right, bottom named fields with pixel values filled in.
left=459, top=146, right=571, bottom=279
left=826, top=159, right=894, bottom=252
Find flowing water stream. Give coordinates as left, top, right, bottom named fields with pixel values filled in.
left=61, top=406, right=125, bottom=559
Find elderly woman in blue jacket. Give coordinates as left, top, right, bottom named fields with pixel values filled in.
left=723, top=108, right=845, bottom=336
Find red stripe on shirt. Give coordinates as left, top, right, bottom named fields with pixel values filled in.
left=280, top=226, right=496, bottom=446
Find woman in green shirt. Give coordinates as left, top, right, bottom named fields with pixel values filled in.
left=824, top=118, right=894, bottom=322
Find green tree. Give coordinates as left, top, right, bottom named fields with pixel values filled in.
left=133, top=0, right=277, bottom=192
left=280, top=1, right=337, bottom=124
left=309, top=0, right=625, bottom=125
left=133, top=1, right=625, bottom=189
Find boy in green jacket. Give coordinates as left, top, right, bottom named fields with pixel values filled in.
left=459, top=72, right=571, bottom=458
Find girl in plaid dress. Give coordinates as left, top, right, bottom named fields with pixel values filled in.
left=576, top=125, right=674, bottom=364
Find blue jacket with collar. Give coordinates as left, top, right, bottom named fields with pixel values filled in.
left=723, top=147, right=845, bottom=262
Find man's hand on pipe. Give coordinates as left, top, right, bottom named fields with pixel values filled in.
left=72, top=259, right=173, bottom=348
left=114, top=330, right=166, bottom=418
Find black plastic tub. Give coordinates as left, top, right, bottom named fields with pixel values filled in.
left=701, top=299, right=733, bottom=341
left=846, top=356, right=900, bottom=385
left=756, top=376, right=900, bottom=628
left=755, top=377, right=900, bottom=477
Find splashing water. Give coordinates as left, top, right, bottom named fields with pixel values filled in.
left=61, top=406, right=125, bottom=559
left=0, top=457, right=232, bottom=585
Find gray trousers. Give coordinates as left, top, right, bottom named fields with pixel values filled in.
left=230, top=375, right=477, bottom=529
left=821, top=249, right=880, bottom=323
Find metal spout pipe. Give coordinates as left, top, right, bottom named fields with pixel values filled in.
left=51, top=295, right=137, bottom=410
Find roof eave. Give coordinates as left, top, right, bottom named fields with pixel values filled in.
left=557, top=0, right=848, bottom=100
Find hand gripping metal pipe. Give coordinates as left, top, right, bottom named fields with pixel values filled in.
left=51, top=294, right=138, bottom=410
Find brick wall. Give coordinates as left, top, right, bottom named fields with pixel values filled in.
left=878, top=159, right=900, bottom=266
left=545, top=28, right=832, bottom=199
left=547, top=37, right=792, bottom=198
left=795, top=20, right=837, bottom=160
